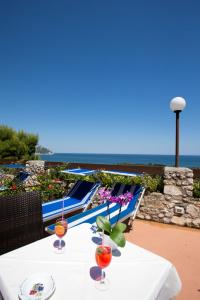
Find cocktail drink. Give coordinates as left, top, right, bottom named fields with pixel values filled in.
left=95, top=245, right=112, bottom=290
left=54, top=218, right=68, bottom=252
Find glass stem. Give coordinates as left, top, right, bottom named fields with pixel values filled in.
left=62, top=199, right=64, bottom=219
left=100, top=268, right=104, bottom=284
left=58, top=238, right=62, bottom=250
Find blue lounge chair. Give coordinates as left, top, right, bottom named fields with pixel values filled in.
left=42, top=180, right=101, bottom=222
left=101, top=170, right=142, bottom=177
left=62, top=168, right=142, bottom=177
left=15, top=171, right=30, bottom=182
left=0, top=186, right=7, bottom=192
left=61, top=168, right=99, bottom=176
left=0, top=171, right=30, bottom=191
left=46, top=183, right=145, bottom=233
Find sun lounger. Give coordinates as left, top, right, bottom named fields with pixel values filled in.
left=46, top=183, right=145, bottom=233
left=15, top=171, right=30, bottom=182
left=101, top=170, right=142, bottom=176
left=0, top=171, right=30, bottom=191
left=61, top=168, right=98, bottom=176
left=42, top=180, right=101, bottom=222
left=0, top=186, right=7, bottom=192
left=62, top=168, right=142, bottom=177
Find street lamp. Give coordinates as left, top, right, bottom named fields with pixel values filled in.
left=170, top=97, right=186, bottom=167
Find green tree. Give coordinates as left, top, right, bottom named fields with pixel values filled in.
left=0, top=125, right=15, bottom=141
left=0, top=125, right=38, bottom=161
left=18, top=131, right=38, bottom=157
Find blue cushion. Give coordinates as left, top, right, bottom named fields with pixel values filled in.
left=42, top=197, right=81, bottom=215
left=68, top=180, right=96, bottom=200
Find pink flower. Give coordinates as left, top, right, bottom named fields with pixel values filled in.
left=98, top=187, right=112, bottom=203
left=98, top=188, right=133, bottom=206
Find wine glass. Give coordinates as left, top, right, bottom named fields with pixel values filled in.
left=95, top=245, right=112, bottom=290
left=54, top=218, right=68, bottom=253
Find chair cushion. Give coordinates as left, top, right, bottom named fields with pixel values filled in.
left=68, top=181, right=96, bottom=200
left=42, top=197, right=81, bottom=216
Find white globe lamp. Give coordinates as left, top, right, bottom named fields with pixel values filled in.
left=170, top=97, right=186, bottom=112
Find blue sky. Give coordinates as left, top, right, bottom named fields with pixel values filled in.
left=0, top=0, right=200, bottom=155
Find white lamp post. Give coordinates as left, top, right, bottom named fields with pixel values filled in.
left=170, top=97, right=186, bottom=167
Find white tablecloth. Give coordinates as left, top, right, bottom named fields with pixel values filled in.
left=0, top=223, right=181, bottom=300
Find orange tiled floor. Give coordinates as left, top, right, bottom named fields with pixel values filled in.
left=125, top=219, right=200, bottom=300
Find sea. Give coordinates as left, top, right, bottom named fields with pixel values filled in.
left=40, top=153, right=200, bottom=168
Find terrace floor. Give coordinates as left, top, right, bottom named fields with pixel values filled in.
left=125, top=220, right=200, bottom=300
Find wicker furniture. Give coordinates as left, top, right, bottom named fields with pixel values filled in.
left=0, top=191, right=44, bottom=255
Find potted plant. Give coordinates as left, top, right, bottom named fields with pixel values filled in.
left=96, top=188, right=133, bottom=248
left=96, top=215, right=127, bottom=248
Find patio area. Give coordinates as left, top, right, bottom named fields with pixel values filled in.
left=126, top=219, right=200, bottom=300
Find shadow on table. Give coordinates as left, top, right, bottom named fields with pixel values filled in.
left=92, top=236, right=102, bottom=245
left=91, top=237, right=121, bottom=257
left=112, top=249, right=121, bottom=257
left=90, top=266, right=105, bottom=281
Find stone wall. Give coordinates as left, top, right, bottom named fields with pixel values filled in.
left=137, top=167, right=200, bottom=228
left=24, top=160, right=46, bottom=187
left=164, top=167, right=193, bottom=200
left=25, top=160, right=45, bottom=175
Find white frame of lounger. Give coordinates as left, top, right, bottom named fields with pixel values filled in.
left=101, top=170, right=139, bottom=177
left=120, top=187, right=145, bottom=226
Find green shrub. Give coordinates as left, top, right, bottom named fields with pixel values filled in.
left=193, top=180, right=200, bottom=198
left=35, top=174, right=66, bottom=202
left=92, top=172, right=163, bottom=193
left=48, top=165, right=69, bottom=180
left=132, top=176, right=143, bottom=186
left=0, top=165, right=164, bottom=202
left=0, top=176, right=25, bottom=195
left=97, top=173, right=134, bottom=188
left=142, top=175, right=163, bottom=193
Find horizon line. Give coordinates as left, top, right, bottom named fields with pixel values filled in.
left=40, top=152, right=200, bottom=156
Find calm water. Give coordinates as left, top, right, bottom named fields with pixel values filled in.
left=40, top=153, right=200, bottom=168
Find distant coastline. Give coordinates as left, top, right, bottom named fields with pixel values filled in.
left=36, top=152, right=54, bottom=155
left=35, top=145, right=53, bottom=155
left=40, top=153, right=200, bottom=168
